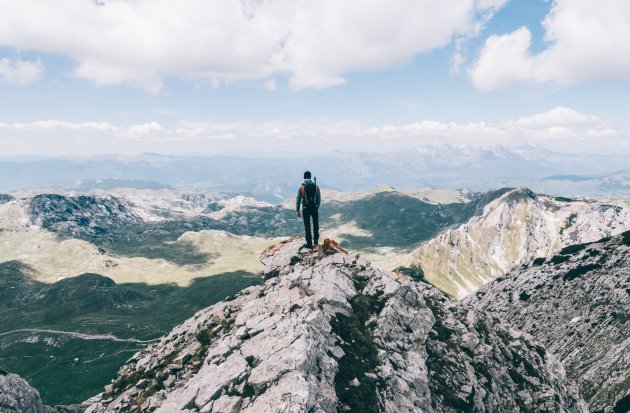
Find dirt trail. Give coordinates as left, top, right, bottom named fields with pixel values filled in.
left=0, top=329, right=158, bottom=343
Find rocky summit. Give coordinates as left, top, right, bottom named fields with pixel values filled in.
left=84, top=238, right=586, bottom=413
left=466, top=231, right=630, bottom=413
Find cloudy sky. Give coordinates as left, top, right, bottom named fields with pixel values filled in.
left=0, top=0, right=629, bottom=156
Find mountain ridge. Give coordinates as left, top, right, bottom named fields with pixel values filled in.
left=83, top=238, right=586, bottom=412
left=403, top=188, right=630, bottom=297
left=466, top=231, right=630, bottom=412
left=1, top=146, right=629, bottom=199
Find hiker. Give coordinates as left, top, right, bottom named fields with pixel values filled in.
left=296, top=171, right=321, bottom=249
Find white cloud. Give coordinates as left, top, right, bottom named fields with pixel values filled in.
left=469, top=27, right=535, bottom=90
left=0, top=0, right=505, bottom=92
left=123, top=122, right=165, bottom=138
left=11, top=120, right=116, bottom=132
left=584, top=128, right=617, bottom=139
left=0, top=119, right=244, bottom=142
left=0, top=58, right=44, bottom=85
left=1, top=106, right=623, bottom=156
left=514, top=106, right=600, bottom=128
left=470, top=0, right=630, bottom=90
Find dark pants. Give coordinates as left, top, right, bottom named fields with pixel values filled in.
left=302, top=207, right=319, bottom=246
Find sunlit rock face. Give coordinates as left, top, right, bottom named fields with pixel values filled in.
left=404, top=188, right=630, bottom=297
left=85, top=238, right=586, bottom=413
left=467, top=231, right=630, bottom=413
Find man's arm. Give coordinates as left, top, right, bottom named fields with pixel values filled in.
left=316, top=186, right=321, bottom=208
left=296, top=186, right=302, bottom=216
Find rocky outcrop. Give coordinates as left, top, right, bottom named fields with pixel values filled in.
left=403, top=188, right=630, bottom=297
left=0, top=371, right=48, bottom=413
left=466, top=231, right=630, bottom=412
left=0, top=370, right=83, bottom=413
left=85, top=239, right=586, bottom=412
left=0, top=194, right=14, bottom=205
left=29, top=194, right=144, bottom=238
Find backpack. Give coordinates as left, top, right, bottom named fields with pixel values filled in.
left=301, top=181, right=317, bottom=208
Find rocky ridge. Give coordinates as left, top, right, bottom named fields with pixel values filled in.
left=466, top=231, right=630, bottom=413
left=85, top=239, right=586, bottom=412
left=404, top=188, right=630, bottom=297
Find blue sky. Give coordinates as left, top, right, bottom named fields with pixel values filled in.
left=0, top=0, right=629, bottom=156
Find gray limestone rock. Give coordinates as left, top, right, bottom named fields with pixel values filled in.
left=84, top=238, right=587, bottom=412
left=466, top=231, right=630, bottom=412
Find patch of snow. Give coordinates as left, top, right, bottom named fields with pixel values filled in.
left=217, top=195, right=272, bottom=209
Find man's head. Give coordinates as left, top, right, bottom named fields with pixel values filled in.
left=304, top=171, right=311, bottom=179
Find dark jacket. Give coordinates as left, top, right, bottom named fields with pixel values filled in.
left=296, top=179, right=321, bottom=211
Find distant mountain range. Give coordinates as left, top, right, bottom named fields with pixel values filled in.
left=2, top=145, right=629, bottom=199
left=74, top=179, right=174, bottom=191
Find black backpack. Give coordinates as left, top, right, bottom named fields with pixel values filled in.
left=302, top=181, right=317, bottom=208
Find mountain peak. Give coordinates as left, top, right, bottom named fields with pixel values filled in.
left=85, top=239, right=586, bottom=413
left=503, top=187, right=537, bottom=203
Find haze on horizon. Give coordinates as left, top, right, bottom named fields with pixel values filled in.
left=1, top=0, right=630, bottom=157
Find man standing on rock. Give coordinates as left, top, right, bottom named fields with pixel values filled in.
left=296, top=171, right=321, bottom=249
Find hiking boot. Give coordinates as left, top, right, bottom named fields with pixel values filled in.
left=302, top=243, right=314, bottom=249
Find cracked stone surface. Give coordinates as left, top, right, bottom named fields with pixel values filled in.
left=84, top=239, right=587, bottom=412
left=466, top=231, right=630, bottom=413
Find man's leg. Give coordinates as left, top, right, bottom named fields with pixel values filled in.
left=312, top=208, right=319, bottom=244
left=302, top=208, right=312, bottom=246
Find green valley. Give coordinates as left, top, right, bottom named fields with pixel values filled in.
left=0, top=261, right=260, bottom=405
